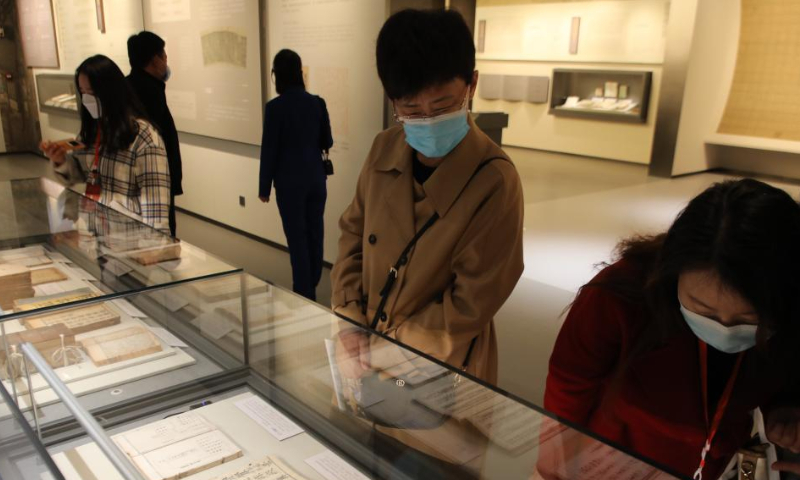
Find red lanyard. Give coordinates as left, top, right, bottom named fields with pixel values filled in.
left=85, top=130, right=102, bottom=201
left=692, top=340, right=744, bottom=480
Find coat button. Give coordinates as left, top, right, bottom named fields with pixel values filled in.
left=398, top=255, right=407, bottom=266
left=380, top=312, right=388, bottom=322
left=368, top=234, right=377, bottom=245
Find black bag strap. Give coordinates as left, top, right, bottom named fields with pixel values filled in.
left=368, top=155, right=508, bottom=365
left=370, top=211, right=438, bottom=329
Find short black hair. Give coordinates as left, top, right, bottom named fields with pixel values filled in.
left=127, top=31, right=165, bottom=70
left=376, top=9, right=475, bottom=100
left=272, top=49, right=305, bottom=95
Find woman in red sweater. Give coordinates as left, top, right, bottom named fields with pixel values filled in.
left=545, top=179, right=800, bottom=479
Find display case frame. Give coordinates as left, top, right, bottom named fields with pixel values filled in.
left=0, top=278, right=688, bottom=480
left=549, top=69, right=653, bottom=124
left=0, top=177, right=689, bottom=480
left=36, top=74, right=80, bottom=118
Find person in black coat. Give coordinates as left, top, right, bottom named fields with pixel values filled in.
left=259, top=49, right=333, bottom=301
left=126, top=31, right=182, bottom=237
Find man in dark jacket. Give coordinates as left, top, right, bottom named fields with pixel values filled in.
left=126, top=31, right=182, bottom=237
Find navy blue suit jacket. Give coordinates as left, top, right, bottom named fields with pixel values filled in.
left=259, top=87, right=333, bottom=198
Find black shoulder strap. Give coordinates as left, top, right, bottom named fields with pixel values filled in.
left=369, top=156, right=507, bottom=331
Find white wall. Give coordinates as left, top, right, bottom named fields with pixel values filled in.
left=670, top=0, right=740, bottom=176
left=472, top=0, right=668, bottom=164
left=177, top=0, right=386, bottom=264
left=36, top=0, right=387, bottom=265
left=473, top=62, right=662, bottom=164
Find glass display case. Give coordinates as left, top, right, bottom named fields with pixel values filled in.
left=36, top=74, right=80, bottom=118
left=549, top=69, right=653, bottom=124
left=0, top=177, right=240, bottom=323
left=0, top=177, right=687, bottom=480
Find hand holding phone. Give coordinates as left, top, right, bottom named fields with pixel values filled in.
left=52, top=139, right=86, bottom=151
left=40, top=139, right=85, bottom=166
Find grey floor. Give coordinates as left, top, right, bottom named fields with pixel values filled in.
left=4, top=150, right=798, bottom=406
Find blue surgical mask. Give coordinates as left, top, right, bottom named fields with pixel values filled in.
left=163, top=65, right=171, bottom=82
left=679, top=302, right=758, bottom=353
left=398, top=90, right=471, bottom=158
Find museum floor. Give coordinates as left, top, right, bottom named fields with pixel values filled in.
left=3, top=149, right=798, bottom=406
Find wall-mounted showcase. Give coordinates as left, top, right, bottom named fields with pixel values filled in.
left=0, top=177, right=685, bottom=480
left=549, top=69, right=653, bottom=124
left=36, top=74, right=80, bottom=118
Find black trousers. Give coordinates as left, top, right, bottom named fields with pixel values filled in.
left=276, top=181, right=326, bottom=301
left=169, top=193, right=177, bottom=237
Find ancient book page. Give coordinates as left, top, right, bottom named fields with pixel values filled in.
left=115, top=412, right=215, bottom=457
left=31, top=267, right=69, bottom=286
left=130, top=430, right=242, bottom=480
left=79, top=326, right=162, bottom=366
left=14, top=288, right=97, bottom=312
left=210, top=456, right=307, bottom=480
left=113, top=411, right=242, bottom=480
left=24, top=303, right=120, bottom=334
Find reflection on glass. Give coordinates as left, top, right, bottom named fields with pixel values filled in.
left=0, top=177, right=240, bottom=322
left=248, top=285, right=682, bottom=479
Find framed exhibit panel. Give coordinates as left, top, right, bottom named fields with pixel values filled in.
left=142, top=0, right=264, bottom=145
left=17, top=0, right=59, bottom=69
left=550, top=69, right=653, bottom=124
left=475, top=0, right=668, bottom=64
left=36, top=74, right=79, bottom=118
left=0, top=181, right=687, bottom=479
left=53, top=0, right=143, bottom=73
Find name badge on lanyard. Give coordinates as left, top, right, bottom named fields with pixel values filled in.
left=693, top=340, right=745, bottom=480
left=85, top=130, right=102, bottom=202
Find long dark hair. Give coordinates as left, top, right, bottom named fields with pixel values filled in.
left=272, top=49, right=305, bottom=95
left=76, top=55, right=145, bottom=155
left=590, top=179, right=800, bottom=364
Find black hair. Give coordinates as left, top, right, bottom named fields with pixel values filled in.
left=591, top=179, right=800, bottom=365
left=127, top=31, right=165, bottom=70
left=376, top=9, right=475, bottom=100
left=272, top=49, right=305, bottom=95
left=76, top=55, right=146, bottom=155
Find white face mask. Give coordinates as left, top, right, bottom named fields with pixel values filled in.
left=82, top=93, right=101, bottom=119
left=679, top=302, right=758, bottom=353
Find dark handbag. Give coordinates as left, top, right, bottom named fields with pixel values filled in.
left=323, top=150, right=334, bottom=176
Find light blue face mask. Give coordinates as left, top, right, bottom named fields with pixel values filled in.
left=398, top=90, right=471, bottom=159
left=679, top=302, right=758, bottom=353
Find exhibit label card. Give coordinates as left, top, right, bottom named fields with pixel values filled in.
left=234, top=395, right=304, bottom=441
left=305, top=451, right=369, bottom=480
left=150, top=327, right=189, bottom=348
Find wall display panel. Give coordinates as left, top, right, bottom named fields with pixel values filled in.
left=54, top=0, right=143, bottom=73
left=717, top=0, right=800, bottom=142
left=475, top=0, right=669, bottom=64
left=17, top=0, right=59, bottom=68
left=142, top=0, right=263, bottom=145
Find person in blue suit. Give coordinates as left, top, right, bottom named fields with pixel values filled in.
left=259, top=49, right=333, bottom=301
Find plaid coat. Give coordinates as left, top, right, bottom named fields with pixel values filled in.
left=53, top=119, right=171, bottom=233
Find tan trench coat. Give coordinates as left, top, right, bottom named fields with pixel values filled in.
left=331, top=117, right=524, bottom=384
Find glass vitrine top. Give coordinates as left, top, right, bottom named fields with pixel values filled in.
left=0, top=177, right=241, bottom=322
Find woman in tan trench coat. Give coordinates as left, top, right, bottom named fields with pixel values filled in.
left=331, top=9, right=524, bottom=385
